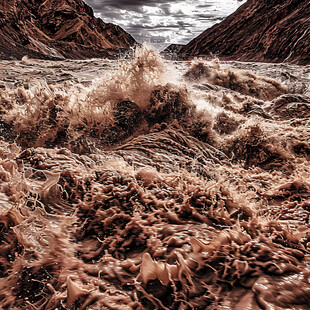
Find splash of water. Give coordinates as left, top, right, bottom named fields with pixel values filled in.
left=0, top=45, right=310, bottom=309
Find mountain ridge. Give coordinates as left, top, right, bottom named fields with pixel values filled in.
left=0, top=0, right=136, bottom=60
left=181, top=0, right=310, bottom=64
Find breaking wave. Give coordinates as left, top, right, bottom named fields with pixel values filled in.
left=0, top=46, right=309, bottom=309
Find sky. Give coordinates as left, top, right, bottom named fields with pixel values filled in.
left=84, top=0, right=246, bottom=49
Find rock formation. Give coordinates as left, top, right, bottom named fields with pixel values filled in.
left=0, top=0, right=136, bottom=60
left=161, top=44, right=186, bottom=60
left=162, top=44, right=185, bottom=54
left=181, top=0, right=310, bottom=64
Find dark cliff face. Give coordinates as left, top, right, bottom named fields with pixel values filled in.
left=0, top=0, right=137, bottom=60
left=181, top=0, right=310, bottom=65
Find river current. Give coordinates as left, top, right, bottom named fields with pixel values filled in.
left=0, top=47, right=310, bottom=309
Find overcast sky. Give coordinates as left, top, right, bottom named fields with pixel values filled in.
left=84, top=0, right=246, bottom=49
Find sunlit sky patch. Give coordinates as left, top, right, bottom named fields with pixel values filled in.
left=84, top=0, right=246, bottom=49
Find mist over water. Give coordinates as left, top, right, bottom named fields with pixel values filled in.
left=0, top=46, right=310, bottom=309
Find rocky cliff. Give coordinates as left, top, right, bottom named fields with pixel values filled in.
left=181, top=0, right=310, bottom=64
left=0, top=0, right=136, bottom=60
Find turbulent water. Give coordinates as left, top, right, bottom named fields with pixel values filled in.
left=0, top=47, right=310, bottom=310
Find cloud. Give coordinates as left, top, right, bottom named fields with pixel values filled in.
left=84, top=0, right=246, bottom=49
left=86, top=0, right=174, bottom=12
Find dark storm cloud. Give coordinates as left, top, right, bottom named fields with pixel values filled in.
left=84, top=0, right=246, bottom=49
left=86, top=0, right=180, bottom=12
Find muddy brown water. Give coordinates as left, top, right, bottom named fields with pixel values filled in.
left=0, top=47, right=309, bottom=309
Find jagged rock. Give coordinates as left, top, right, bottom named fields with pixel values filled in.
left=0, top=0, right=136, bottom=60
left=161, top=44, right=186, bottom=59
left=181, top=0, right=310, bottom=64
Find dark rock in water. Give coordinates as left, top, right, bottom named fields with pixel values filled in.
left=146, top=86, right=191, bottom=125
left=101, top=101, right=142, bottom=144
left=265, top=94, right=310, bottom=120
left=114, top=101, right=143, bottom=134
left=181, top=0, right=310, bottom=64
left=0, top=0, right=136, bottom=60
